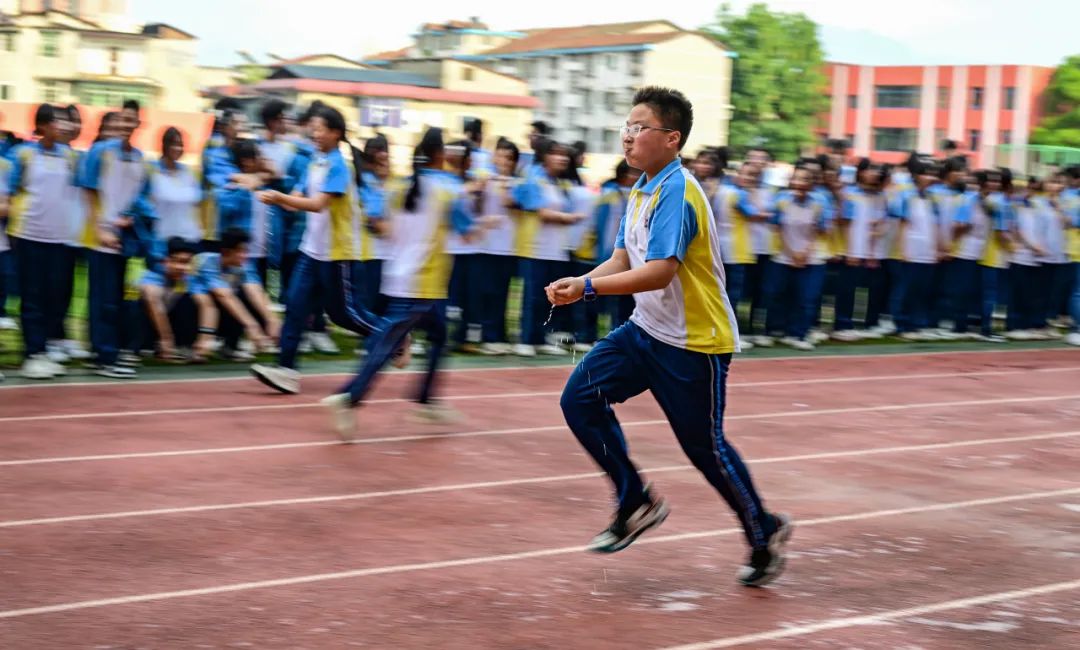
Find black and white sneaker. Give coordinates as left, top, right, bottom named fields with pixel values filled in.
left=737, top=514, right=794, bottom=588
left=587, top=487, right=670, bottom=554
left=96, top=365, right=137, bottom=379
left=250, top=364, right=300, bottom=394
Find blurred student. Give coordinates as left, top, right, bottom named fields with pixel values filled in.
left=138, top=236, right=216, bottom=362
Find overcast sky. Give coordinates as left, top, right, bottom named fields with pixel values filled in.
left=130, top=0, right=1078, bottom=68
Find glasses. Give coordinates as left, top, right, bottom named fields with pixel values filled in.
left=619, top=124, right=676, bottom=139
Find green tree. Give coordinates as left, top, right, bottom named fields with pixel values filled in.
left=704, top=3, right=828, bottom=160
left=1031, top=55, right=1080, bottom=149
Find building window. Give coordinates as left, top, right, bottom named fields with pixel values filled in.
left=971, top=87, right=983, bottom=109
left=874, top=85, right=920, bottom=109
left=0, top=84, right=11, bottom=100
left=872, top=127, right=917, bottom=152
left=1003, top=87, right=1016, bottom=110
left=935, top=129, right=946, bottom=150
left=604, top=128, right=619, bottom=151
left=937, top=86, right=949, bottom=109
left=630, top=51, right=643, bottom=66
left=969, top=128, right=981, bottom=151
left=39, top=80, right=59, bottom=102
left=584, top=55, right=595, bottom=77
left=847, top=94, right=857, bottom=109
left=1000, top=129, right=1012, bottom=145
left=549, top=57, right=558, bottom=80
left=606, top=54, right=617, bottom=70
left=40, top=30, right=60, bottom=57
left=604, top=91, right=617, bottom=112
left=581, top=89, right=590, bottom=111
left=567, top=107, right=578, bottom=128
left=462, top=67, right=473, bottom=81
left=2, top=32, right=14, bottom=52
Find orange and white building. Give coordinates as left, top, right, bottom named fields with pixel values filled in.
left=819, top=63, right=1055, bottom=169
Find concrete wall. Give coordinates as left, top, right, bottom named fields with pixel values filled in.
left=644, top=33, right=732, bottom=150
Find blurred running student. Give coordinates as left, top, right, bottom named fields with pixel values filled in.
left=80, top=99, right=153, bottom=378
left=148, top=127, right=202, bottom=258
left=190, top=227, right=278, bottom=360
left=518, top=120, right=551, bottom=176
left=832, top=160, right=887, bottom=340
left=217, top=139, right=271, bottom=286
left=92, top=111, right=120, bottom=143
left=951, top=169, right=1013, bottom=341
left=49, top=104, right=91, bottom=363
left=472, top=138, right=522, bottom=354
left=7, top=104, right=79, bottom=380
left=251, top=105, right=400, bottom=395
left=766, top=162, right=831, bottom=350
left=511, top=140, right=585, bottom=357
left=714, top=162, right=767, bottom=343
left=592, top=160, right=641, bottom=330
left=200, top=98, right=260, bottom=252
left=445, top=139, right=483, bottom=351
left=319, top=127, right=485, bottom=440
left=932, top=156, right=970, bottom=338
left=548, top=86, right=790, bottom=587
left=691, top=148, right=722, bottom=207
left=891, top=156, right=943, bottom=339
left=138, top=236, right=216, bottom=362
left=1037, top=170, right=1071, bottom=330
left=463, top=117, right=495, bottom=180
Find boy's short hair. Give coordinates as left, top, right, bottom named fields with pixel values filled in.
left=631, top=86, right=694, bottom=151
left=221, top=227, right=251, bottom=251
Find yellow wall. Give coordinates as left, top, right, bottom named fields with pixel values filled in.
left=643, top=33, right=732, bottom=149
left=439, top=60, right=528, bottom=96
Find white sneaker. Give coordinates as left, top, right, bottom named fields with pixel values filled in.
left=0, top=316, right=17, bottom=330
left=307, top=331, right=340, bottom=354
left=571, top=342, right=594, bottom=353
left=250, top=364, right=301, bottom=394
left=320, top=394, right=356, bottom=442
left=512, top=343, right=537, bottom=357
left=740, top=339, right=755, bottom=351
left=298, top=337, right=314, bottom=354
left=409, top=402, right=463, bottom=425
left=831, top=330, right=860, bottom=342
left=808, top=330, right=829, bottom=345
left=46, top=343, right=70, bottom=365
left=44, top=358, right=67, bottom=377
left=537, top=343, right=569, bottom=356
left=751, top=336, right=775, bottom=347
left=20, top=355, right=55, bottom=380
left=96, top=365, right=137, bottom=379
left=918, top=329, right=942, bottom=341
left=1064, top=332, right=1080, bottom=347
left=479, top=342, right=507, bottom=356
left=779, top=336, right=800, bottom=347
left=874, top=322, right=898, bottom=336
left=899, top=331, right=925, bottom=341
left=791, top=339, right=815, bottom=351
left=62, top=340, right=92, bottom=360
left=238, top=339, right=256, bottom=354
left=1005, top=330, right=1034, bottom=341
left=1040, top=328, right=1062, bottom=340
left=859, top=329, right=883, bottom=339
left=410, top=341, right=427, bottom=357
left=222, top=347, right=256, bottom=362
left=117, top=350, right=141, bottom=367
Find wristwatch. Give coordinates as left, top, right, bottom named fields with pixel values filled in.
left=583, top=277, right=597, bottom=302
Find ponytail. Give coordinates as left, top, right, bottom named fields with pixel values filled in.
left=404, top=127, right=444, bottom=212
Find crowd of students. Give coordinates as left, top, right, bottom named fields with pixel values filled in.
left=1, top=97, right=1079, bottom=382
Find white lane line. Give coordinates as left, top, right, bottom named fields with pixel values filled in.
left=1, top=346, right=1073, bottom=391
left=658, top=579, right=1080, bottom=649
left=3, top=429, right=1077, bottom=529
left=5, top=393, right=1080, bottom=467
left=6, top=365, right=1079, bottom=425
left=0, top=486, right=1075, bottom=620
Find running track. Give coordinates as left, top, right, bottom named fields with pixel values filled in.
left=1, top=348, right=1078, bottom=648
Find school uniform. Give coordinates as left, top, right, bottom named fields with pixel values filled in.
left=565, top=183, right=600, bottom=343
left=1007, top=197, right=1044, bottom=332
left=147, top=159, right=203, bottom=259
left=358, top=170, right=402, bottom=315
left=893, top=189, right=940, bottom=333
left=137, top=267, right=199, bottom=349
left=744, top=186, right=776, bottom=336
left=274, top=138, right=314, bottom=301
left=952, top=192, right=1011, bottom=336
left=197, top=133, right=238, bottom=252
left=80, top=138, right=152, bottom=367
left=275, top=147, right=380, bottom=370
left=592, top=181, right=635, bottom=329
left=7, top=141, right=79, bottom=358
left=337, top=168, right=474, bottom=405
left=0, top=156, right=13, bottom=322
left=833, top=186, right=885, bottom=332
left=216, top=179, right=271, bottom=285
left=50, top=147, right=88, bottom=344
left=812, top=186, right=840, bottom=331
left=560, top=157, right=778, bottom=551
left=1036, top=194, right=1071, bottom=322
left=766, top=191, right=831, bottom=341
left=512, top=170, right=573, bottom=347
left=446, top=182, right=483, bottom=347
left=190, top=251, right=264, bottom=350
left=713, top=184, right=762, bottom=315
left=472, top=174, right=519, bottom=344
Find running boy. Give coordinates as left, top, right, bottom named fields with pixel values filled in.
left=547, top=87, right=791, bottom=587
